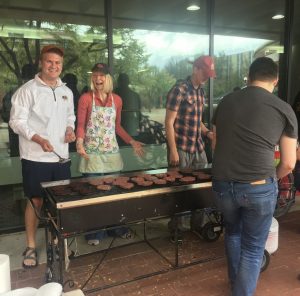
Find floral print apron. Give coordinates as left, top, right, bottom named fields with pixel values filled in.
left=79, top=93, right=123, bottom=173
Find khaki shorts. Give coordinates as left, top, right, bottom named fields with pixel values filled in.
left=177, top=148, right=208, bottom=169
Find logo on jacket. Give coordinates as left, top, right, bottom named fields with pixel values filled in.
left=62, top=95, right=68, bottom=100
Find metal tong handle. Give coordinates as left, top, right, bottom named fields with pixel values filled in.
left=52, top=150, right=70, bottom=163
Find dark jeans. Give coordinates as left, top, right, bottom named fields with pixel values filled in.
left=212, top=178, right=278, bottom=296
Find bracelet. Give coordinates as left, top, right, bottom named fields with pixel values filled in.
left=76, top=138, right=84, bottom=147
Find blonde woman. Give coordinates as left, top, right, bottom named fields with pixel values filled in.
left=76, top=63, right=143, bottom=245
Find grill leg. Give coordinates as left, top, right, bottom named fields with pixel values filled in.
left=174, top=216, right=179, bottom=267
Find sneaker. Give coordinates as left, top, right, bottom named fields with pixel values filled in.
left=87, top=239, right=100, bottom=246
left=120, top=229, right=135, bottom=239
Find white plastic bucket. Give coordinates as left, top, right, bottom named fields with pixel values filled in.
left=0, top=254, right=11, bottom=293
left=265, top=217, right=279, bottom=254
left=0, top=287, right=37, bottom=296
left=36, top=283, right=62, bottom=296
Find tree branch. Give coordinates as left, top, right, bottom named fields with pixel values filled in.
left=23, top=39, right=33, bottom=65
left=0, top=37, right=22, bottom=82
left=34, top=21, right=42, bottom=68
left=0, top=51, right=13, bottom=71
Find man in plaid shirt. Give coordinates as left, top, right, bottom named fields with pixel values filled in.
left=165, top=56, right=216, bottom=242
left=165, top=56, right=215, bottom=169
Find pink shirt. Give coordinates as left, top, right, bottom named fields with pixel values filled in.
left=76, top=91, right=132, bottom=144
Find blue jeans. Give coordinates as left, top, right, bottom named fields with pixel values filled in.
left=212, top=178, right=278, bottom=296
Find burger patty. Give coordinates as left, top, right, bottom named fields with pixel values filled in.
left=118, top=182, right=135, bottom=190
left=102, top=177, right=115, bottom=184
left=89, top=178, right=104, bottom=186
left=164, top=176, right=176, bottom=182
left=116, top=176, right=130, bottom=182
left=131, top=177, right=145, bottom=184
left=96, top=184, right=112, bottom=191
left=153, top=178, right=167, bottom=185
left=179, top=176, right=196, bottom=183
left=155, top=173, right=167, bottom=179
left=138, top=180, right=153, bottom=187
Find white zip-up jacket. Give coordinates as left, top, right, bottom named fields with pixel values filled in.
left=9, top=74, right=75, bottom=162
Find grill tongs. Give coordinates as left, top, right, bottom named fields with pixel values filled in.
left=52, top=150, right=71, bottom=163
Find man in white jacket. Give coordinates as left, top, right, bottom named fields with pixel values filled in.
left=9, top=45, right=76, bottom=268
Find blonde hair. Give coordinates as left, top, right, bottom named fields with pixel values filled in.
left=90, top=73, right=113, bottom=94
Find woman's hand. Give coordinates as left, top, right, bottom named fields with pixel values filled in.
left=130, top=140, right=144, bottom=157
left=64, top=127, right=76, bottom=143
left=76, top=138, right=89, bottom=159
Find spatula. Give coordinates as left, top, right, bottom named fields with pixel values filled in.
left=52, top=151, right=71, bottom=163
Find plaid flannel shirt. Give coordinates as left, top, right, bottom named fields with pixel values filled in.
left=166, top=78, right=205, bottom=154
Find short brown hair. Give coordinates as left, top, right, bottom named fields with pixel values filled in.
left=40, top=45, right=64, bottom=58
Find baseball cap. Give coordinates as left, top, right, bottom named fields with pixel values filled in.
left=41, top=44, right=64, bottom=56
left=190, top=55, right=216, bottom=78
left=91, top=63, right=110, bottom=74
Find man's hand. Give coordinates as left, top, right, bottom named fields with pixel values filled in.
left=276, top=135, right=297, bottom=179
left=31, top=134, right=54, bottom=152
left=65, top=127, right=76, bottom=143
left=40, top=139, right=54, bottom=152
left=206, top=131, right=214, bottom=141
left=165, top=109, right=180, bottom=167
left=76, top=138, right=89, bottom=159
left=297, top=147, right=300, bottom=161
left=169, top=149, right=179, bottom=167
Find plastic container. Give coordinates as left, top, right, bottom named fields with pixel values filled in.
left=265, top=217, right=279, bottom=254
left=274, top=145, right=280, bottom=166
left=0, top=254, right=11, bottom=293
left=0, top=288, right=37, bottom=296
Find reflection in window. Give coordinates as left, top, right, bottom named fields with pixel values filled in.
left=0, top=0, right=108, bottom=232
left=213, top=35, right=271, bottom=102
left=113, top=28, right=209, bottom=145
left=0, top=20, right=108, bottom=156
left=214, top=0, right=285, bottom=105
left=112, top=0, right=209, bottom=145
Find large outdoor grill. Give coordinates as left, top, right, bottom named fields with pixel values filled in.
left=42, top=167, right=214, bottom=235
left=41, top=167, right=220, bottom=290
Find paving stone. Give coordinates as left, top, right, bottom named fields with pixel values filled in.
left=6, top=208, right=300, bottom=295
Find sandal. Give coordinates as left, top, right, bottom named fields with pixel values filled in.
left=22, top=247, right=38, bottom=269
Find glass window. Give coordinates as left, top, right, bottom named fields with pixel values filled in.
left=112, top=0, right=209, bottom=145
left=0, top=0, right=294, bottom=232
left=214, top=0, right=285, bottom=104
left=0, top=1, right=106, bottom=160
left=290, top=0, right=300, bottom=140
left=0, top=0, right=106, bottom=231
left=291, top=0, right=300, bottom=104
